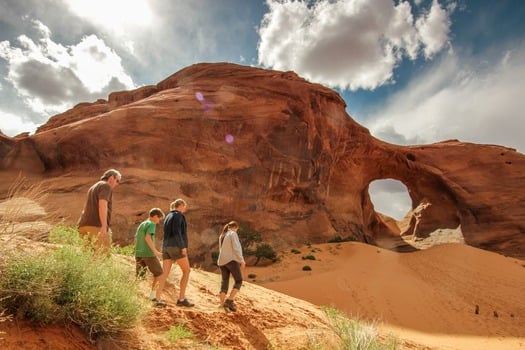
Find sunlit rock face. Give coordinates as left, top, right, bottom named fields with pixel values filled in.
left=1, top=62, right=524, bottom=262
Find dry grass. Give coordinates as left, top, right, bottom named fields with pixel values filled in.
left=0, top=175, right=55, bottom=323
left=0, top=174, right=55, bottom=240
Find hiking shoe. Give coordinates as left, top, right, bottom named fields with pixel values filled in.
left=176, top=298, right=194, bottom=307
left=223, top=299, right=237, bottom=312
left=155, top=299, right=167, bottom=308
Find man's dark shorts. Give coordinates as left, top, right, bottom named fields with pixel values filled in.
left=135, top=257, right=163, bottom=277
left=162, top=246, right=185, bottom=260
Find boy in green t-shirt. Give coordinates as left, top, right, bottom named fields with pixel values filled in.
left=135, top=207, right=165, bottom=301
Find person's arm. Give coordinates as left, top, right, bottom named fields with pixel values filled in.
left=144, top=234, right=162, bottom=258
left=173, top=214, right=188, bottom=255
left=98, top=199, right=108, bottom=235
left=232, top=232, right=245, bottom=265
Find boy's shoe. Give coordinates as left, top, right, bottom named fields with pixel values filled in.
left=223, top=299, right=237, bottom=312
left=155, top=299, right=167, bottom=308
left=176, top=298, right=194, bottom=307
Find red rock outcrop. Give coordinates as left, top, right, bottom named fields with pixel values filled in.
left=0, top=62, right=524, bottom=262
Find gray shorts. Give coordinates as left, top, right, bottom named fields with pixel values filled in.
left=162, top=246, right=185, bottom=260
left=135, top=257, right=163, bottom=277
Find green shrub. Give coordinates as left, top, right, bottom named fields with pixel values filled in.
left=291, top=248, right=301, bottom=254
left=0, top=241, right=147, bottom=337
left=166, top=323, right=195, bottom=343
left=327, top=235, right=357, bottom=243
left=112, top=244, right=135, bottom=256
left=253, top=243, right=277, bottom=265
left=248, top=273, right=256, bottom=279
left=211, top=251, right=219, bottom=264
left=0, top=253, right=63, bottom=324
left=302, top=265, right=312, bottom=271
left=302, top=255, right=316, bottom=261
left=48, top=225, right=83, bottom=246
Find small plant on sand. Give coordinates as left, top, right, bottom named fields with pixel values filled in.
left=48, top=224, right=83, bottom=246
left=291, top=248, right=301, bottom=254
left=112, top=243, right=135, bottom=256
left=165, top=323, right=195, bottom=343
left=248, top=273, right=257, bottom=279
left=302, top=265, right=312, bottom=271
left=328, top=235, right=357, bottom=243
left=322, top=307, right=399, bottom=350
left=0, top=231, right=147, bottom=337
left=302, top=254, right=316, bottom=261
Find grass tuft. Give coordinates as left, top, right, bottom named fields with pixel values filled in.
left=322, top=307, right=399, bottom=350
left=165, top=323, right=195, bottom=343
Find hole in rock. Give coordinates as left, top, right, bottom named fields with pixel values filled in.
left=368, top=179, right=411, bottom=221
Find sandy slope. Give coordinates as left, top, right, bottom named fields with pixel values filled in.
left=1, top=196, right=524, bottom=349
left=247, top=242, right=525, bottom=350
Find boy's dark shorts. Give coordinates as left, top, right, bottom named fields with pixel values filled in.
left=135, top=257, right=163, bottom=277
left=162, top=246, right=185, bottom=260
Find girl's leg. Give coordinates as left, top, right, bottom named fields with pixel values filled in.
left=227, top=261, right=243, bottom=300
left=219, top=265, right=231, bottom=304
left=156, top=259, right=173, bottom=301
left=176, top=256, right=191, bottom=300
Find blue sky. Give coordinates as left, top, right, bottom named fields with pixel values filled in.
left=1, top=0, right=524, bottom=219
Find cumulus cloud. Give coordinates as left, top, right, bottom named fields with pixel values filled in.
left=367, top=46, right=525, bottom=154
left=0, top=20, right=134, bottom=116
left=0, top=109, right=38, bottom=137
left=258, top=0, right=453, bottom=90
left=369, top=179, right=412, bottom=220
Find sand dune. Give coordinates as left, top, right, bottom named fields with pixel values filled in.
left=247, top=242, right=525, bottom=350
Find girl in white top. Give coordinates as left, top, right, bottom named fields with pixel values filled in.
left=217, top=221, right=245, bottom=312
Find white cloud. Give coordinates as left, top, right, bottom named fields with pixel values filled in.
left=415, top=0, right=451, bottom=59
left=258, top=0, right=453, bottom=91
left=0, top=109, right=38, bottom=136
left=64, top=0, right=153, bottom=31
left=369, top=179, right=412, bottom=220
left=0, top=20, right=134, bottom=116
left=367, top=45, right=525, bottom=154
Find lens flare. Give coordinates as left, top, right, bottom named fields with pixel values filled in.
left=195, top=92, right=204, bottom=101
left=225, top=134, right=234, bottom=144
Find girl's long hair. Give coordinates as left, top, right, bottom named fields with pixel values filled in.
left=219, top=221, right=239, bottom=246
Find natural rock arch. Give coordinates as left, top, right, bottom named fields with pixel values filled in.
left=0, top=62, right=524, bottom=260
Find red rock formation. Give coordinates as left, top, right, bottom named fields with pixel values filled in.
left=0, top=62, right=524, bottom=262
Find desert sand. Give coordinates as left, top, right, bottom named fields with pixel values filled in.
left=1, top=197, right=524, bottom=349
left=248, top=241, right=525, bottom=350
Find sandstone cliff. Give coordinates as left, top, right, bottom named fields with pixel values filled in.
left=0, top=62, right=524, bottom=261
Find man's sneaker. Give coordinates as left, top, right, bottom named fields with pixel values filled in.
left=176, top=298, right=194, bottom=307
left=155, top=299, right=167, bottom=308
left=223, top=299, right=237, bottom=312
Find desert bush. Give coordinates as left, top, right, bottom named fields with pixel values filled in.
left=328, top=235, right=357, bottom=243
left=48, top=225, right=83, bottom=246
left=302, top=265, right=312, bottom=271
left=237, top=225, right=262, bottom=252
left=302, top=254, right=316, bottom=261
left=253, top=243, right=277, bottom=265
left=322, top=307, right=399, bottom=350
left=0, top=242, right=147, bottom=337
left=211, top=251, right=219, bottom=265
left=112, top=243, right=135, bottom=256
left=248, top=273, right=257, bottom=279
left=291, top=248, right=301, bottom=254
left=0, top=252, right=63, bottom=323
